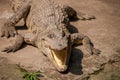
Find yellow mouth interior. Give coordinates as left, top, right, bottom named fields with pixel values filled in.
left=51, top=49, right=68, bottom=68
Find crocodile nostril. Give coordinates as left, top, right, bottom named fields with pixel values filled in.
left=58, top=44, right=62, bottom=46
left=64, top=47, right=68, bottom=50
left=62, top=31, right=65, bottom=37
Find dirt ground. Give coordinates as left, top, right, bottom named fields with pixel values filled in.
left=0, top=0, right=120, bottom=80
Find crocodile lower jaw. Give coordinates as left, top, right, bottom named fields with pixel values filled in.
left=51, top=49, right=69, bottom=72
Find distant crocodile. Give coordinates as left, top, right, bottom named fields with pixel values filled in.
left=1, top=0, right=100, bottom=72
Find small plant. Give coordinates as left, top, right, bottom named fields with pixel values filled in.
left=16, top=64, right=42, bottom=80
left=23, top=71, right=41, bottom=80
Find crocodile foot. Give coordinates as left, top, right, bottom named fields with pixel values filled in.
left=2, top=35, right=24, bottom=53
left=0, top=22, right=17, bottom=38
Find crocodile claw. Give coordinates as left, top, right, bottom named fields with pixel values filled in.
left=2, top=46, right=17, bottom=53
left=0, top=23, right=17, bottom=38
left=77, top=12, right=96, bottom=20
left=2, top=35, right=24, bottom=53
left=92, top=48, right=101, bottom=55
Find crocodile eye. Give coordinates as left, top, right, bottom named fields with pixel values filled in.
left=47, top=34, right=55, bottom=39
left=41, top=38, right=45, bottom=41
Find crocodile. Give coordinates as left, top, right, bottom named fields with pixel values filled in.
left=0, top=0, right=100, bottom=72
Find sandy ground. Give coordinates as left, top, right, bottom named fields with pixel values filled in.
left=0, top=0, right=120, bottom=80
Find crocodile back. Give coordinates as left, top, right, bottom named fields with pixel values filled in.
left=26, top=0, right=69, bottom=33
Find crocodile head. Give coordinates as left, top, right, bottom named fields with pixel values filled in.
left=37, top=25, right=71, bottom=72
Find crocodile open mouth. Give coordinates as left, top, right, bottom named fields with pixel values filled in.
left=50, top=48, right=69, bottom=72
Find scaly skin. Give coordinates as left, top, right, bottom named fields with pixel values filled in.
left=1, top=0, right=100, bottom=72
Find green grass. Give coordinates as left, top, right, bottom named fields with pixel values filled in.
left=16, top=64, right=42, bottom=80
left=23, top=71, right=41, bottom=80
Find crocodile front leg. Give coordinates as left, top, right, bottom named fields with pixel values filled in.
left=2, top=32, right=37, bottom=53
left=71, top=33, right=100, bottom=55
left=0, top=3, right=30, bottom=38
